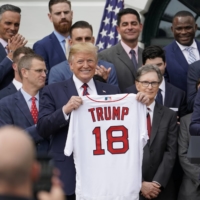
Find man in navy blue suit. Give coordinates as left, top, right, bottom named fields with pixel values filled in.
left=49, top=21, right=119, bottom=86
left=126, top=45, right=187, bottom=119
left=33, top=0, right=73, bottom=83
left=0, top=54, right=49, bottom=154
left=0, top=47, right=34, bottom=99
left=37, top=42, right=150, bottom=200
left=0, top=4, right=27, bottom=90
left=164, top=10, right=200, bottom=92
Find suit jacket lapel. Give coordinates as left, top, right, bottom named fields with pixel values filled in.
left=94, top=80, right=108, bottom=95
left=15, top=91, right=34, bottom=125
left=63, top=78, right=79, bottom=98
left=138, top=47, right=143, bottom=68
left=116, top=43, right=137, bottom=78
left=150, top=102, right=163, bottom=146
left=51, top=32, right=66, bottom=61
left=0, top=43, right=7, bottom=62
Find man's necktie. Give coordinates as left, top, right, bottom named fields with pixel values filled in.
left=185, top=47, right=196, bottom=64
left=65, top=38, right=70, bottom=59
left=31, top=97, right=38, bottom=124
left=82, top=83, right=89, bottom=96
left=147, top=108, right=151, bottom=138
left=155, top=88, right=163, bottom=105
left=130, top=49, right=138, bottom=69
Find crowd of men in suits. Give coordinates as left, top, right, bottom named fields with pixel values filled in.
left=0, top=0, right=200, bottom=200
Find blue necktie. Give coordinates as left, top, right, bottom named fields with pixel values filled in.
left=156, top=88, right=163, bottom=105
left=185, top=47, right=196, bottom=64
left=130, top=49, right=138, bottom=70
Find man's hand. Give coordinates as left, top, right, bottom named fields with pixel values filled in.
left=136, top=92, right=150, bottom=105
left=95, top=65, right=111, bottom=81
left=141, top=181, right=161, bottom=199
left=63, top=96, right=82, bottom=114
left=6, top=34, right=28, bottom=60
left=37, top=174, right=65, bottom=200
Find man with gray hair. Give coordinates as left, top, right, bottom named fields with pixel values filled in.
left=0, top=126, right=64, bottom=200
left=133, top=64, right=178, bottom=200
left=0, top=4, right=27, bottom=90
left=0, top=54, right=49, bottom=154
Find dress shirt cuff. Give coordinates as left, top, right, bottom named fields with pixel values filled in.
left=62, top=107, right=69, bottom=121
left=152, top=181, right=161, bottom=187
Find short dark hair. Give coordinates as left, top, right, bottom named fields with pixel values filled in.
left=13, top=47, right=34, bottom=64
left=117, top=8, right=141, bottom=26
left=18, top=54, right=44, bottom=79
left=142, top=45, right=165, bottom=65
left=70, top=21, right=93, bottom=37
left=48, top=0, right=71, bottom=12
left=173, top=10, right=195, bottom=22
left=0, top=4, right=21, bottom=19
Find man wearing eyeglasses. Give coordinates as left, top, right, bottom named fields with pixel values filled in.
left=0, top=54, right=49, bottom=154
left=134, top=64, right=178, bottom=200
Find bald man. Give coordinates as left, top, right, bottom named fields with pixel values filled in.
left=0, top=126, right=64, bottom=200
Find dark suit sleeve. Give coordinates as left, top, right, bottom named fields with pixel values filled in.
left=187, top=62, right=200, bottom=112
left=37, top=86, right=69, bottom=138
left=153, top=111, right=178, bottom=187
left=106, top=63, right=118, bottom=87
left=190, top=89, right=200, bottom=135
left=49, top=66, right=64, bottom=84
left=178, top=116, right=200, bottom=187
left=0, top=57, right=12, bottom=84
left=179, top=91, right=188, bottom=118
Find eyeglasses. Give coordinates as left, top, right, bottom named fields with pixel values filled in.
left=26, top=69, right=48, bottom=74
left=137, top=81, right=160, bottom=88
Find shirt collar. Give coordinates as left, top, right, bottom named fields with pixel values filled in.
left=12, top=79, right=22, bottom=90
left=159, top=77, right=165, bottom=93
left=20, top=88, right=39, bottom=102
left=147, top=100, right=155, bottom=113
left=0, top=38, right=8, bottom=48
left=53, top=30, right=68, bottom=43
left=176, top=40, right=197, bottom=51
left=120, top=40, right=138, bottom=56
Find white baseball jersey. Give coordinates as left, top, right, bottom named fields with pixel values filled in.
left=64, top=93, right=148, bottom=200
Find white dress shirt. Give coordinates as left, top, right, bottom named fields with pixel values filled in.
left=176, top=40, right=200, bottom=63
left=158, top=78, right=165, bottom=104
left=12, top=79, right=22, bottom=91
left=20, top=88, right=39, bottom=111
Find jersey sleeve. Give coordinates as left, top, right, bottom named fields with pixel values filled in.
left=64, top=111, right=75, bottom=156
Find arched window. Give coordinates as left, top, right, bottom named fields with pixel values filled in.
left=142, top=0, right=200, bottom=47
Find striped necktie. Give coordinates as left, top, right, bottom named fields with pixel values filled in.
left=82, top=83, right=89, bottom=96
left=185, top=47, right=196, bottom=64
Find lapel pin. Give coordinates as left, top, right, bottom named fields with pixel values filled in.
left=102, top=90, right=106, bottom=93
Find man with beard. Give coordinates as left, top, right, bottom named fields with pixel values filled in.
left=33, top=0, right=72, bottom=83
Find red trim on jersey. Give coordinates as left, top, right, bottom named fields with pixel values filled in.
left=85, top=93, right=130, bottom=103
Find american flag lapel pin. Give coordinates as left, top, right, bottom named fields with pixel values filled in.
left=102, top=90, right=106, bottom=93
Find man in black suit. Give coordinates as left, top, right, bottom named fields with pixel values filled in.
left=0, top=47, right=34, bottom=99
left=135, top=64, right=178, bottom=200
left=98, top=8, right=143, bottom=92
left=126, top=45, right=187, bottom=119
left=37, top=42, right=150, bottom=200
left=0, top=4, right=27, bottom=89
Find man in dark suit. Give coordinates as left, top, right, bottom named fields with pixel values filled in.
left=0, top=54, right=49, bottom=154
left=37, top=42, right=150, bottom=200
left=187, top=60, right=200, bottom=112
left=164, top=10, right=200, bottom=92
left=0, top=126, right=65, bottom=200
left=0, top=47, right=34, bottom=99
left=134, top=64, right=178, bottom=200
left=126, top=45, right=187, bottom=119
left=0, top=4, right=27, bottom=89
left=178, top=113, right=200, bottom=200
left=33, top=0, right=73, bottom=83
left=49, top=21, right=119, bottom=86
left=98, top=8, right=143, bottom=92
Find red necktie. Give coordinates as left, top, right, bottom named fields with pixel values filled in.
left=147, top=108, right=151, bottom=137
left=82, top=83, right=89, bottom=96
left=31, top=97, right=38, bottom=124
